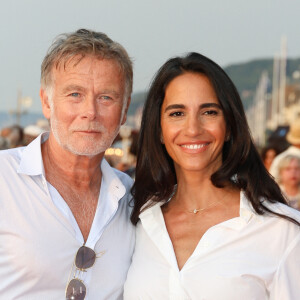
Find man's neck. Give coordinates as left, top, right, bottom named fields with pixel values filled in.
left=41, top=134, right=103, bottom=188
left=41, top=134, right=104, bottom=241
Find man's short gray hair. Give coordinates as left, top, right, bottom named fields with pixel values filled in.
left=41, top=29, right=133, bottom=99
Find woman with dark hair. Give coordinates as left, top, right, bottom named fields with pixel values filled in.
left=261, top=145, right=280, bottom=171
left=124, top=53, right=300, bottom=299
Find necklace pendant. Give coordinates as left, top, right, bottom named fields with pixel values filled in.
left=193, top=209, right=200, bottom=214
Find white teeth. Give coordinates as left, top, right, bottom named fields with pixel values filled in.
left=181, top=144, right=206, bottom=149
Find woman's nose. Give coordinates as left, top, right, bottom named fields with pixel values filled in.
left=185, top=115, right=202, bottom=136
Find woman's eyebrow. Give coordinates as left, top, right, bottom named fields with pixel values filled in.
left=164, top=102, right=221, bottom=112
left=164, top=104, right=185, bottom=112
left=200, top=103, right=222, bottom=109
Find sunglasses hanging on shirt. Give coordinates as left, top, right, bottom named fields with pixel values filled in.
left=66, top=245, right=104, bottom=300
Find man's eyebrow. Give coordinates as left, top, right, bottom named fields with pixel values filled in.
left=163, top=102, right=221, bottom=112
left=61, top=86, right=121, bottom=98
left=62, top=85, right=86, bottom=93
left=99, top=89, right=121, bottom=97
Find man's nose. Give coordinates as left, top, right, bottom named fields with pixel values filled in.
left=82, top=97, right=97, bottom=120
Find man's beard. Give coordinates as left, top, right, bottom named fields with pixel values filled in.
left=50, top=112, right=120, bottom=157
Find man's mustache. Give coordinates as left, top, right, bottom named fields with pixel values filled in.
left=70, top=124, right=107, bottom=132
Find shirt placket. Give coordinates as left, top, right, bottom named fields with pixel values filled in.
left=169, top=269, right=191, bottom=300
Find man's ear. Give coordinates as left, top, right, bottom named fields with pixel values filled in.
left=40, top=88, right=51, bottom=120
left=121, top=97, right=131, bottom=125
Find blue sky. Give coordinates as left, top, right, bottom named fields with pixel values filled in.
left=0, top=0, right=299, bottom=112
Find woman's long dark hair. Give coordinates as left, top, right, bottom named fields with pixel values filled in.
left=130, top=52, right=299, bottom=226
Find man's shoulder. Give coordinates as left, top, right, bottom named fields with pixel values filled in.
left=0, top=147, right=24, bottom=167
left=111, top=166, right=134, bottom=189
left=102, top=164, right=134, bottom=215
left=0, top=148, right=26, bottom=184
left=101, top=159, right=134, bottom=195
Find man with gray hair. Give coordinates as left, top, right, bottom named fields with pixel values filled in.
left=0, top=29, right=135, bottom=300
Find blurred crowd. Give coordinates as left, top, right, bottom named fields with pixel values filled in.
left=260, top=118, right=300, bottom=210
left=0, top=119, right=49, bottom=149
left=1, top=118, right=299, bottom=210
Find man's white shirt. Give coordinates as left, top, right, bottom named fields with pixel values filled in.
left=0, top=133, right=135, bottom=299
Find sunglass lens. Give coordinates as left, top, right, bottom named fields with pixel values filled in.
left=75, top=246, right=96, bottom=269
left=66, top=279, right=86, bottom=300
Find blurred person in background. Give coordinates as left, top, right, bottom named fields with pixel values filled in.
left=0, top=135, right=9, bottom=150
left=22, top=119, right=50, bottom=145
left=0, top=125, right=24, bottom=148
left=260, top=145, right=280, bottom=171
left=270, top=118, right=300, bottom=181
left=277, top=155, right=300, bottom=210
left=124, top=52, right=300, bottom=300
left=0, top=28, right=134, bottom=300
left=23, top=124, right=46, bottom=145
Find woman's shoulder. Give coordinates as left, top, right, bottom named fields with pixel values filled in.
left=263, top=200, right=300, bottom=222
left=241, top=191, right=300, bottom=223
left=242, top=192, right=300, bottom=236
left=257, top=200, right=300, bottom=244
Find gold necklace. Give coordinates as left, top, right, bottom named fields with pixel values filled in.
left=188, top=200, right=221, bottom=214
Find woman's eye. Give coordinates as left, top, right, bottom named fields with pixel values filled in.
left=204, top=110, right=218, bottom=116
left=170, top=111, right=183, bottom=117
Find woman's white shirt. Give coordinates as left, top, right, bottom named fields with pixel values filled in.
left=124, top=191, right=300, bottom=300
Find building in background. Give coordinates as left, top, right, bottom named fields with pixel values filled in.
left=247, top=37, right=300, bottom=147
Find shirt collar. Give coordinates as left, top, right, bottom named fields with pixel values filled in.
left=140, top=190, right=255, bottom=228
left=17, top=131, right=126, bottom=200
left=239, top=190, right=255, bottom=223
left=17, top=132, right=48, bottom=176
left=101, top=159, right=126, bottom=200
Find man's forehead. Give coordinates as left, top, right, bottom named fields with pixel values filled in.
left=53, top=54, right=121, bottom=74
left=48, top=55, right=126, bottom=97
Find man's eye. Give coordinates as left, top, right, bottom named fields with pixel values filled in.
left=101, top=95, right=112, bottom=100
left=70, top=92, right=80, bottom=97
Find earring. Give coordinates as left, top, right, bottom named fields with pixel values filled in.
left=160, top=134, right=164, bottom=144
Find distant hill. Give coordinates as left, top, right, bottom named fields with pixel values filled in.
left=129, top=57, right=300, bottom=115
left=224, top=57, right=300, bottom=108
left=127, top=91, right=147, bottom=116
